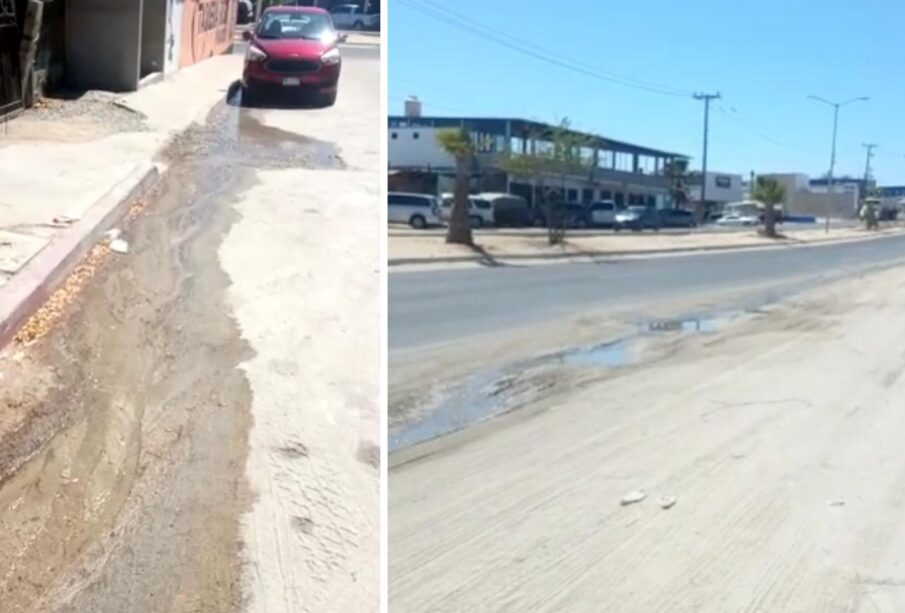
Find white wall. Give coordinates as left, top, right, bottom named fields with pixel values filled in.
left=687, top=171, right=744, bottom=204
left=165, top=0, right=184, bottom=73
left=389, top=127, right=455, bottom=169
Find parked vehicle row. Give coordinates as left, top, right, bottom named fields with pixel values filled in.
left=389, top=192, right=698, bottom=232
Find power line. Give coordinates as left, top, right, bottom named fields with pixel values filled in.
left=395, top=0, right=691, bottom=98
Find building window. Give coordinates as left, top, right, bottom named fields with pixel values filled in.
left=615, top=192, right=625, bottom=206
left=600, top=189, right=612, bottom=200
left=567, top=189, right=578, bottom=203
left=582, top=188, right=593, bottom=203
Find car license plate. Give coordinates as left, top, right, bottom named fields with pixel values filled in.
left=282, top=77, right=301, bottom=86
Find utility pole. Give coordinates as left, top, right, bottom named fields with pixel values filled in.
left=808, top=95, right=869, bottom=231
left=693, top=92, right=721, bottom=223
left=862, top=143, right=877, bottom=189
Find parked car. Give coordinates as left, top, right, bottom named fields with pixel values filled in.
left=474, top=192, right=532, bottom=227
left=388, top=192, right=441, bottom=229
left=439, top=194, right=494, bottom=228
left=658, top=208, right=697, bottom=228
left=717, top=201, right=762, bottom=227
left=588, top=200, right=624, bottom=227
left=614, top=206, right=662, bottom=231
left=242, top=6, right=346, bottom=106
left=531, top=202, right=591, bottom=228
left=329, top=4, right=380, bottom=30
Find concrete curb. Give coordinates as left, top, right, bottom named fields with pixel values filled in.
left=0, top=162, right=160, bottom=349
left=388, top=230, right=905, bottom=268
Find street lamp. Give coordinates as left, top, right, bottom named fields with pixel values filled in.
left=808, top=95, right=869, bottom=232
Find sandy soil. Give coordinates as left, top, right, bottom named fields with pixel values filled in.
left=390, top=264, right=905, bottom=612
left=389, top=224, right=905, bottom=264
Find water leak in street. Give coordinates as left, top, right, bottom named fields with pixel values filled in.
left=0, top=99, right=345, bottom=612
left=390, top=310, right=750, bottom=451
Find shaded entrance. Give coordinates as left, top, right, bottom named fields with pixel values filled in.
left=0, top=0, right=22, bottom=118
left=140, top=0, right=167, bottom=80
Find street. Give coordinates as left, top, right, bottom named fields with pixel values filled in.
left=389, top=235, right=905, bottom=612
left=0, top=42, right=379, bottom=613
left=390, top=233, right=905, bottom=351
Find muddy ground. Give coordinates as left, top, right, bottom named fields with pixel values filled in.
left=0, top=101, right=341, bottom=612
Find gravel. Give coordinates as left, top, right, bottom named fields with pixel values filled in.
left=26, top=90, right=149, bottom=133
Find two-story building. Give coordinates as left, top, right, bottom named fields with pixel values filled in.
left=388, top=113, right=690, bottom=211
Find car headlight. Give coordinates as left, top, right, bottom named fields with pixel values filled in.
left=321, top=47, right=341, bottom=65
left=246, top=44, right=266, bottom=62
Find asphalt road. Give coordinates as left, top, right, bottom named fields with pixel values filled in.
left=390, top=233, right=905, bottom=351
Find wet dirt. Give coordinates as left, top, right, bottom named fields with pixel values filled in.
left=389, top=311, right=751, bottom=451
left=0, top=102, right=342, bottom=611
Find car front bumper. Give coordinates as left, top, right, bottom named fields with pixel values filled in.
left=243, top=60, right=341, bottom=92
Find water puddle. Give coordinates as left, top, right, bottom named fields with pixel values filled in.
left=390, top=310, right=748, bottom=452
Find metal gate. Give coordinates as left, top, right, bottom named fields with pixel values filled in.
left=0, top=0, right=22, bottom=118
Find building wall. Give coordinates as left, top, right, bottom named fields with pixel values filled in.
left=788, top=190, right=857, bottom=218
left=165, top=0, right=185, bottom=72
left=66, top=0, right=143, bottom=91
left=687, top=171, right=744, bottom=204
left=179, top=0, right=235, bottom=68
left=389, top=127, right=455, bottom=170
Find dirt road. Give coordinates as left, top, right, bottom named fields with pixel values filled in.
left=0, top=46, right=379, bottom=612
left=390, top=265, right=905, bottom=612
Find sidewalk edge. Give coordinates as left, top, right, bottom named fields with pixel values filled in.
left=388, top=231, right=903, bottom=268
left=0, top=162, right=160, bottom=349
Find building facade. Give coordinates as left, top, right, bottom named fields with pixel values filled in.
left=388, top=115, right=690, bottom=210
left=686, top=171, right=745, bottom=214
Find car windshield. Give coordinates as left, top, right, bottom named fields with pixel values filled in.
left=258, top=11, right=334, bottom=40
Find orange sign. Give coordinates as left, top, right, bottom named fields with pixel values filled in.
left=180, top=0, right=237, bottom=68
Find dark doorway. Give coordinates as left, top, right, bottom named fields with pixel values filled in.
left=140, top=0, right=167, bottom=79
left=0, top=0, right=22, bottom=118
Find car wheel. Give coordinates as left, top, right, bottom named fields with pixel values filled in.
left=242, top=84, right=258, bottom=107
left=319, top=89, right=337, bottom=107
left=470, top=215, right=483, bottom=229
left=353, top=20, right=364, bottom=30
left=410, top=215, right=427, bottom=229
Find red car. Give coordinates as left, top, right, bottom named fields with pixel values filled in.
left=242, top=7, right=346, bottom=106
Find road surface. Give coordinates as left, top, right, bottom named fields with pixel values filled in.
left=0, top=43, right=378, bottom=613
left=389, top=229, right=905, bottom=611
left=390, top=233, right=905, bottom=351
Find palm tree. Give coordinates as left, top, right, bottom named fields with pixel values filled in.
left=436, top=128, right=474, bottom=245
left=751, top=176, right=786, bottom=238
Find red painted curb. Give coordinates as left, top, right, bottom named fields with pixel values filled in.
left=0, top=163, right=160, bottom=350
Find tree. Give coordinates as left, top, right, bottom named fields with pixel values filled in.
left=500, top=118, right=593, bottom=245
left=751, top=176, right=786, bottom=238
left=436, top=128, right=474, bottom=245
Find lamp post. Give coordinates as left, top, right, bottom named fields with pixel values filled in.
left=808, top=95, right=869, bottom=232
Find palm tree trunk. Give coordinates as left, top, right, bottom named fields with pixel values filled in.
left=446, top=154, right=473, bottom=245
left=764, top=202, right=777, bottom=238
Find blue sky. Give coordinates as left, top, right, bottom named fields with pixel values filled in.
left=389, top=0, right=905, bottom=185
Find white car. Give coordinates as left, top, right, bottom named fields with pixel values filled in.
left=588, top=200, right=624, bottom=227
left=329, top=4, right=379, bottom=30
left=388, top=192, right=441, bottom=229
left=716, top=213, right=760, bottom=227
left=439, top=193, right=495, bottom=227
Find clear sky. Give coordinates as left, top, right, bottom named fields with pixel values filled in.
left=389, top=0, right=905, bottom=185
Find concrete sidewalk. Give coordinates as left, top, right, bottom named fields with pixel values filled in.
left=0, top=53, right=242, bottom=344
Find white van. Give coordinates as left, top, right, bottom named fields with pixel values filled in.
left=439, top=193, right=495, bottom=227
left=388, top=192, right=441, bottom=229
